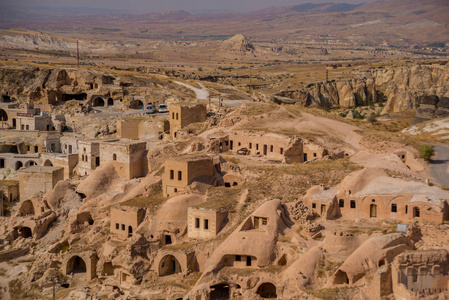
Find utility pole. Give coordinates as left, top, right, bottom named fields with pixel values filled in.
left=77, top=40, right=80, bottom=68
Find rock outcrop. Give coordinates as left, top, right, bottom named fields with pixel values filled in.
left=274, top=63, right=449, bottom=116
left=221, top=34, right=257, bottom=55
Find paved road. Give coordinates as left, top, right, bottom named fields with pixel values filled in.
left=429, top=144, right=449, bottom=187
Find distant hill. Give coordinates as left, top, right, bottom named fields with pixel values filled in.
left=291, top=3, right=362, bottom=13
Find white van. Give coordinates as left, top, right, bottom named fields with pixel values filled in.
left=158, top=103, right=168, bottom=113
left=145, top=104, right=155, bottom=114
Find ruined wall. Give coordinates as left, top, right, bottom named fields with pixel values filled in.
left=54, top=154, right=78, bottom=180
left=169, top=104, right=207, bottom=137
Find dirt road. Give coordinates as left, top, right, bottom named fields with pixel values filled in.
left=429, top=144, right=449, bottom=187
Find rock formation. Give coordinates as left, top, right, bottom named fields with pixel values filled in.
left=221, top=34, right=257, bottom=55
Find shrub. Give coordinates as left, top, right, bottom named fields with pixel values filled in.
left=367, top=112, right=377, bottom=125
left=419, top=144, right=434, bottom=161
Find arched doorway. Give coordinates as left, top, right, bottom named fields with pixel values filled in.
left=413, top=207, right=420, bottom=218
left=107, top=98, right=114, bottom=106
left=210, top=283, right=230, bottom=300
left=25, top=160, right=37, bottom=167
left=66, top=256, right=87, bottom=274
left=334, top=270, right=349, bottom=284
left=0, top=109, right=8, bottom=121
left=130, top=100, right=144, bottom=109
left=44, top=160, right=53, bottom=166
left=15, top=161, right=23, bottom=170
left=92, top=97, right=105, bottom=107
left=257, top=282, right=277, bottom=299
left=159, top=255, right=181, bottom=277
left=18, top=227, right=32, bottom=238
left=370, top=204, right=377, bottom=218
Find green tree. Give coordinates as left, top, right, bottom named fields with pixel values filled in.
left=419, top=144, right=434, bottom=162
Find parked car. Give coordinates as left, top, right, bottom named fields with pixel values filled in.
left=158, top=103, right=168, bottom=113
left=145, top=104, right=155, bottom=114
left=237, top=148, right=250, bottom=155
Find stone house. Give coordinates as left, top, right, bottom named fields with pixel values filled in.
left=99, top=140, right=147, bottom=179
left=77, top=140, right=100, bottom=176
left=18, top=166, right=64, bottom=200
left=187, top=207, right=228, bottom=239
left=41, top=153, right=78, bottom=180
left=305, top=171, right=449, bottom=224
left=169, top=103, right=207, bottom=138
left=208, top=131, right=326, bottom=164
left=0, top=179, right=19, bottom=203
left=110, top=206, right=145, bottom=239
left=162, top=155, right=215, bottom=197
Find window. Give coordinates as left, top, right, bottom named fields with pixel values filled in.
left=238, top=142, right=241, bottom=146
left=262, top=218, right=267, bottom=225
left=350, top=200, right=356, bottom=208
left=176, top=113, right=179, bottom=120
left=121, top=224, right=125, bottom=230
left=204, top=219, right=209, bottom=230
left=174, top=188, right=178, bottom=193
left=21, top=125, right=24, bottom=130
left=256, top=144, right=259, bottom=150
left=339, top=199, right=344, bottom=207
left=236, top=255, right=241, bottom=261
left=172, top=112, right=175, bottom=119
left=27, top=145, right=30, bottom=151
left=34, top=146, right=38, bottom=152
left=170, top=170, right=174, bottom=180
left=413, top=207, right=420, bottom=218
left=249, top=143, right=252, bottom=149
left=405, top=205, right=408, bottom=214
left=116, top=223, right=119, bottom=229
left=178, top=171, right=182, bottom=181
left=280, top=148, right=284, bottom=154
left=313, top=153, right=317, bottom=157
left=113, top=153, right=117, bottom=161
left=312, top=203, right=316, bottom=209
left=391, top=204, right=397, bottom=213
left=246, top=256, right=252, bottom=266
left=270, top=145, right=273, bottom=152
left=26, top=125, right=29, bottom=130
left=225, top=141, right=229, bottom=146
left=195, top=218, right=200, bottom=228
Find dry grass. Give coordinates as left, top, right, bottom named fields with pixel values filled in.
left=201, top=185, right=243, bottom=210
left=245, top=159, right=361, bottom=203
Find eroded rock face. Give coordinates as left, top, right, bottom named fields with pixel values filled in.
left=275, top=63, right=449, bottom=115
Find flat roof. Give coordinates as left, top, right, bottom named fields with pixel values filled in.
left=100, top=139, right=146, bottom=146
left=18, top=166, right=63, bottom=174
left=0, top=180, right=19, bottom=186
left=167, top=154, right=212, bottom=163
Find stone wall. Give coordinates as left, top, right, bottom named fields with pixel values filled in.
left=99, top=141, right=147, bottom=179
left=110, top=206, right=145, bottom=239
left=169, top=104, right=207, bottom=138
left=187, top=207, right=228, bottom=239
left=18, top=166, right=64, bottom=200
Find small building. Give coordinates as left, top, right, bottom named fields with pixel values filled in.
left=99, top=140, right=147, bottom=179
left=77, top=140, right=100, bottom=176
left=41, top=153, right=78, bottom=180
left=169, top=103, right=207, bottom=138
left=391, top=250, right=449, bottom=298
left=210, top=131, right=326, bottom=164
left=18, top=166, right=64, bottom=200
left=110, top=206, right=145, bottom=239
left=162, top=155, right=215, bottom=197
left=0, top=179, right=20, bottom=207
left=187, top=207, right=228, bottom=239
left=117, top=117, right=169, bottom=140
